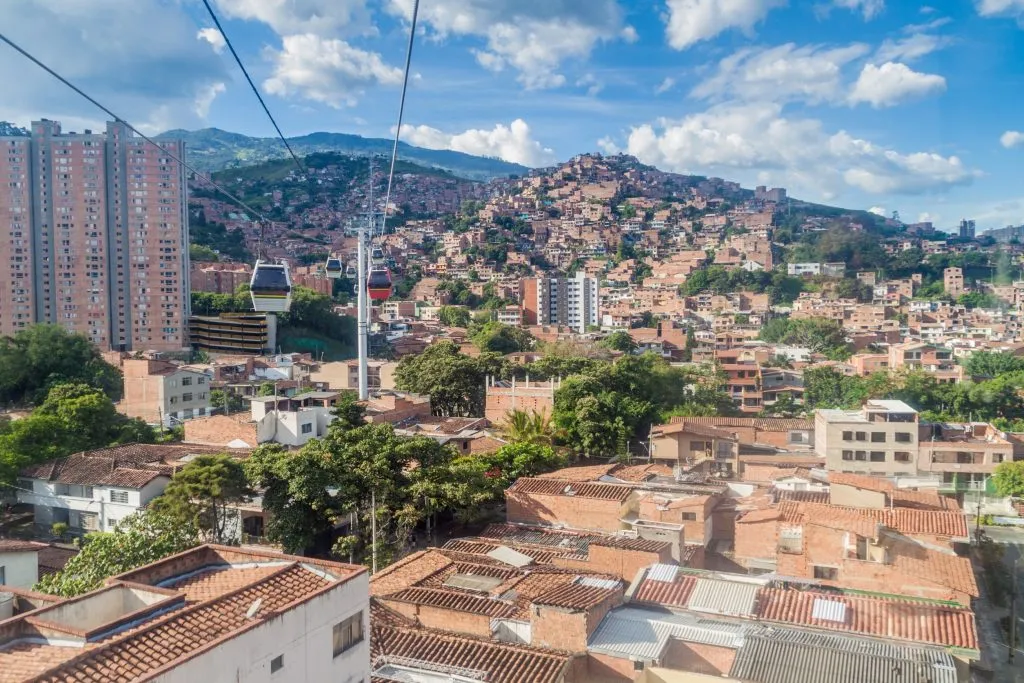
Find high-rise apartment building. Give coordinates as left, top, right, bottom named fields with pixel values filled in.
left=520, top=273, right=599, bottom=333
left=959, top=218, right=976, bottom=240
left=0, top=120, right=190, bottom=350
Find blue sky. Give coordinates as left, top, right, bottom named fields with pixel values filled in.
left=2, top=0, right=1022, bottom=230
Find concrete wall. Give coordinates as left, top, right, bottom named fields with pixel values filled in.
left=153, top=572, right=369, bottom=683
left=0, top=551, right=38, bottom=589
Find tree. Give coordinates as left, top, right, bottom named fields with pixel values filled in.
left=993, top=461, right=1024, bottom=498
left=438, top=305, right=471, bottom=328
left=0, top=325, right=123, bottom=406
left=760, top=393, right=803, bottom=418
left=395, top=341, right=492, bottom=416
left=0, top=384, right=156, bottom=487
left=962, top=352, right=1024, bottom=379
left=471, top=322, right=534, bottom=354
left=759, top=317, right=851, bottom=360
left=501, top=410, right=557, bottom=445
left=210, top=389, right=244, bottom=413
left=332, top=390, right=368, bottom=431
left=152, top=454, right=252, bottom=544
left=34, top=509, right=198, bottom=597
left=601, top=331, right=637, bottom=353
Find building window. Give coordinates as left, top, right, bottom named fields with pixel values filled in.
left=110, top=490, right=129, bottom=504
left=301, top=423, right=313, bottom=434
left=895, top=452, right=912, bottom=463
left=689, top=441, right=711, bottom=453
left=869, top=451, right=885, bottom=462
left=854, top=431, right=866, bottom=441
left=270, top=655, right=284, bottom=673
left=813, top=565, right=838, bottom=580
left=855, top=451, right=867, bottom=461
left=870, top=432, right=886, bottom=443
left=842, top=450, right=854, bottom=461
left=181, top=377, right=192, bottom=386
left=0, top=566, right=5, bottom=585
left=842, top=431, right=852, bottom=441
left=681, top=512, right=697, bottom=521
left=333, top=611, right=364, bottom=657
left=895, top=432, right=912, bottom=443
left=182, top=392, right=193, bottom=402
left=197, top=376, right=206, bottom=385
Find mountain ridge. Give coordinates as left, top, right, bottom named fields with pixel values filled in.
left=155, top=127, right=529, bottom=181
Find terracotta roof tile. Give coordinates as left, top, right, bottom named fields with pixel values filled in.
left=829, top=472, right=895, bottom=492
left=506, top=477, right=633, bottom=502
left=535, top=464, right=619, bottom=481
left=755, top=586, right=978, bottom=651
left=633, top=571, right=698, bottom=607
left=669, top=416, right=812, bottom=431
left=370, top=549, right=454, bottom=596
left=372, top=625, right=571, bottom=683
left=382, top=587, right=518, bottom=618
left=0, top=539, right=46, bottom=553
left=531, top=583, right=618, bottom=610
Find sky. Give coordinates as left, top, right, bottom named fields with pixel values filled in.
left=1, top=0, right=1022, bottom=231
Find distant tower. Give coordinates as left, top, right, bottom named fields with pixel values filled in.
left=959, top=218, right=976, bottom=240
left=944, top=267, right=964, bottom=299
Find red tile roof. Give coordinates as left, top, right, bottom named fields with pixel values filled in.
left=632, top=571, right=698, bottom=607
left=669, top=416, right=812, bottom=431
left=755, top=587, right=978, bottom=651
left=536, top=463, right=618, bottom=481
left=382, top=587, right=518, bottom=618
left=0, top=545, right=363, bottom=682
left=19, top=444, right=236, bottom=488
left=506, top=477, right=633, bottom=502
left=372, top=626, right=572, bottom=683
left=783, top=501, right=969, bottom=539
left=0, top=540, right=46, bottom=553
left=532, top=583, right=619, bottom=610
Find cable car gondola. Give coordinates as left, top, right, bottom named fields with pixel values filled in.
left=371, top=246, right=385, bottom=264
left=250, top=260, right=292, bottom=312
left=367, top=267, right=393, bottom=302
left=325, top=257, right=343, bottom=279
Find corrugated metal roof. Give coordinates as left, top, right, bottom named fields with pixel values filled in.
left=577, top=576, right=620, bottom=590
left=486, top=546, right=534, bottom=568
left=646, top=563, right=679, bottom=583
left=687, top=578, right=758, bottom=617
left=731, top=635, right=957, bottom=683
left=587, top=607, right=744, bottom=661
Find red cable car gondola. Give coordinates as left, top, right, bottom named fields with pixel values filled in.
left=367, top=267, right=392, bottom=301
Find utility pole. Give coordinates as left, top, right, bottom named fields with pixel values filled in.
left=1011, top=555, right=1018, bottom=663
left=371, top=488, right=377, bottom=575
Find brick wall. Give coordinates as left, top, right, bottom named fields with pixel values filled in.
left=531, top=589, right=623, bottom=652
left=662, top=640, right=737, bottom=676
left=553, top=544, right=672, bottom=583
left=585, top=652, right=637, bottom=681
left=506, top=492, right=627, bottom=533
left=733, top=518, right=779, bottom=563
left=380, top=600, right=492, bottom=638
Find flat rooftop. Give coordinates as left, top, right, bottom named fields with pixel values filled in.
left=0, top=545, right=365, bottom=682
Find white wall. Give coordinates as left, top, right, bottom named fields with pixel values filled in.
left=152, top=571, right=370, bottom=683
left=18, top=478, right=169, bottom=532
left=0, top=551, right=39, bottom=589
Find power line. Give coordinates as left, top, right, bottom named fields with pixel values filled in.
left=200, top=0, right=305, bottom=176
left=0, top=31, right=269, bottom=223
left=378, top=0, right=421, bottom=241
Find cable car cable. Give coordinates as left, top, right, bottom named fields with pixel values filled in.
left=199, top=0, right=305, bottom=177
left=378, top=0, right=421, bottom=243
left=0, top=31, right=270, bottom=224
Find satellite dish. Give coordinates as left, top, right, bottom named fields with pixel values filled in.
left=246, top=597, right=263, bottom=619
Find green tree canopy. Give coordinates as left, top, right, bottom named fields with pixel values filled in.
left=0, top=325, right=123, bottom=406
left=34, top=510, right=198, bottom=597
left=438, top=305, right=472, bottom=328
left=601, top=331, right=637, bottom=353
left=394, top=341, right=504, bottom=416
left=962, top=352, right=1024, bottom=378
left=993, top=461, right=1024, bottom=498
left=759, top=317, right=851, bottom=360
left=471, top=322, right=534, bottom=354
left=152, top=454, right=251, bottom=543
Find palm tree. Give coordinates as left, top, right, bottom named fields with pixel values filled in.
left=501, top=409, right=556, bottom=445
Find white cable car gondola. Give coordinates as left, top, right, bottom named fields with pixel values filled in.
left=325, top=256, right=343, bottom=279
left=371, top=246, right=385, bottom=265
left=250, top=260, right=292, bottom=312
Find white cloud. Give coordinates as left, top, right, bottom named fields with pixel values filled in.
left=692, top=43, right=870, bottom=105
left=613, top=102, right=977, bottom=198
left=263, top=34, right=403, bottom=108
left=197, top=28, right=226, bottom=54
left=918, top=212, right=936, bottom=223
left=655, top=77, right=676, bottom=95
left=193, top=82, right=227, bottom=118
left=398, top=119, right=556, bottom=166
left=876, top=31, right=953, bottom=62
left=663, top=0, right=785, bottom=50
left=1, top=0, right=227, bottom=132
left=597, top=136, right=621, bottom=154
left=830, top=0, right=885, bottom=19
left=976, top=0, right=1024, bottom=17
left=849, top=62, right=946, bottom=108
left=1001, top=131, right=1024, bottom=148
left=576, top=74, right=604, bottom=97
left=211, top=0, right=372, bottom=36
left=868, top=206, right=887, bottom=216
left=388, top=0, right=628, bottom=89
